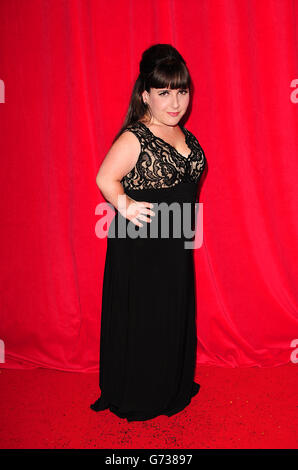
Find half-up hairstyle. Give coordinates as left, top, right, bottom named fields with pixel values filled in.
left=112, top=43, right=192, bottom=143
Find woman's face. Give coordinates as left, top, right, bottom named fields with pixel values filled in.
left=141, top=87, right=190, bottom=126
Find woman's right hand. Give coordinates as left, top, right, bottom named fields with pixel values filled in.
left=118, top=197, right=155, bottom=228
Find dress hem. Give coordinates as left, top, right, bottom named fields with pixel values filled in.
left=102, top=381, right=200, bottom=422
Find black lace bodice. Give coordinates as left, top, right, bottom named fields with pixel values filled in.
left=120, top=121, right=206, bottom=191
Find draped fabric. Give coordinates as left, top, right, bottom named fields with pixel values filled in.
left=0, top=0, right=297, bottom=371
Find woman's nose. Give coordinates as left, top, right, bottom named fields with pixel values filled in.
left=171, top=94, right=180, bottom=108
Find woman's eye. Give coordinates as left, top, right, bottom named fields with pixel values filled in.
left=159, top=90, right=188, bottom=96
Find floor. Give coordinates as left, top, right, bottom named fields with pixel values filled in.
left=0, top=363, right=297, bottom=449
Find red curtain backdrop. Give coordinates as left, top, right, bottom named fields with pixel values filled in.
left=0, top=0, right=298, bottom=371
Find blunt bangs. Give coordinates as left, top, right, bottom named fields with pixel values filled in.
left=149, top=59, right=190, bottom=90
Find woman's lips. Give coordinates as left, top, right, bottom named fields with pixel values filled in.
left=167, top=112, right=180, bottom=116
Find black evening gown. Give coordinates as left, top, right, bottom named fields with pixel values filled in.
left=95, top=120, right=206, bottom=422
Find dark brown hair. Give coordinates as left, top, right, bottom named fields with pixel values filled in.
left=112, top=43, right=192, bottom=143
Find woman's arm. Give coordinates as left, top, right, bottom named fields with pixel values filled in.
left=96, top=130, right=140, bottom=211
left=96, top=130, right=154, bottom=226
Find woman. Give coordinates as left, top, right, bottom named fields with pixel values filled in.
left=91, top=44, right=206, bottom=422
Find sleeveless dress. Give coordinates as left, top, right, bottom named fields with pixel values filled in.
left=97, top=120, right=206, bottom=422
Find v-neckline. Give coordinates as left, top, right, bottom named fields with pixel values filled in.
left=137, top=121, right=192, bottom=159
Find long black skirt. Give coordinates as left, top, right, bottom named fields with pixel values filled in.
left=98, top=182, right=200, bottom=421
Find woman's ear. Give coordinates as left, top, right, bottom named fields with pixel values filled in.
left=142, top=90, right=148, bottom=104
